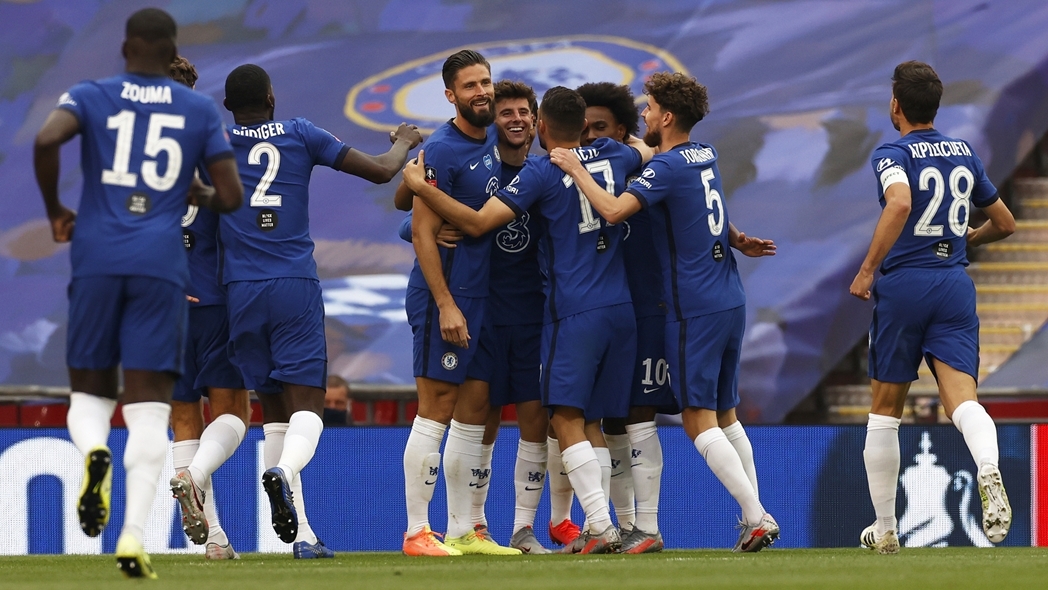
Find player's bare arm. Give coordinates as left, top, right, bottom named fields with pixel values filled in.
left=967, top=198, right=1016, bottom=247
left=342, top=123, right=422, bottom=184
left=403, top=149, right=515, bottom=236
left=549, top=146, right=642, bottom=224
left=849, top=182, right=912, bottom=301
left=728, top=222, right=777, bottom=257
left=33, top=109, right=81, bottom=242
left=393, top=179, right=414, bottom=211
left=412, top=197, right=470, bottom=348
left=436, top=222, right=464, bottom=248
left=626, top=134, right=656, bottom=162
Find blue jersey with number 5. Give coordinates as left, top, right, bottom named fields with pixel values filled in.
left=56, top=73, right=233, bottom=288
left=496, top=137, right=639, bottom=322
left=625, top=142, right=744, bottom=321
left=220, top=118, right=349, bottom=283
left=871, top=129, right=998, bottom=273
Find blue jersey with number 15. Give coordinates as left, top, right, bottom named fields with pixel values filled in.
left=871, top=128, right=998, bottom=273
left=57, top=72, right=233, bottom=289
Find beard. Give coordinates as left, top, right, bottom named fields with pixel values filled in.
left=458, top=96, right=495, bottom=128
left=643, top=127, right=662, bottom=147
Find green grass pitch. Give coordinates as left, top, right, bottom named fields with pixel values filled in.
left=3, top=549, right=1048, bottom=590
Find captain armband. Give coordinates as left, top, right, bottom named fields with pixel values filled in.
left=879, top=166, right=908, bottom=192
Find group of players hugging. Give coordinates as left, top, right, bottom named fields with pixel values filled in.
left=32, top=5, right=1014, bottom=579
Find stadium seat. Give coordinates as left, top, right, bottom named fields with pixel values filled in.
left=19, top=403, right=67, bottom=427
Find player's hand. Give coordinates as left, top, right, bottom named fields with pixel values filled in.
left=849, top=269, right=874, bottom=301
left=403, top=149, right=427, bottom=193
left=186, top=294, right=200, bottom=303
left=187, top=177, right=215, bottom=209
left=731, top=232, right=777, bottom=257
left=391, top=123, right=423, bottom=149
left=436, top=222, right=464, bottom=248
left=48, top=206, right=76, bottom=243
left=549, top=147, right=584, bottom=176
left=437, top=301, right=470, bottom=349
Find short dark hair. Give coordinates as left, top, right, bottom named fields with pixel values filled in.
left=441, top=50, right=490, bottom=89
left=494, top=80, right=537, bottom=115
left=539, top=86, right=587, bottom=142
left=644, top=72, right=709, bottom=132
left=125, top=8, right=177, bottom=43
left=575, top=82, right=639, bottom=137
left=224, top=64, right=271, bottom=112
left=169, top=56, right=197, bottom=88
left=892, top=60, right=942, bottom=125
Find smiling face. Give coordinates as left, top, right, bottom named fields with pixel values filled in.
left=495, top=97, right=533, bottom=150
left=582, top=105, right=626, bottom=145
left=641, top=95, right=667, bottom=147
left=447, top=63, right=495, bottom=128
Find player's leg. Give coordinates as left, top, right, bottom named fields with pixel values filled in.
left=585, top=420, right=612, bottom=523
left=168, top=319, right=210, bottom=547
left=860, top=378, right=907, bottom=555
left=510, top=399, right=550, bottom=553
left=445, top=377, right=490, bottom=541
left=195, top=387, right=250, bottom=558
left=471, top=404, right=500, bottom=534
left=550, top=406, right=614, bottom=552
left=546, top=426, right=579, bottom=546
left=404, top=376, right=458, bottom=555
left=622, top=405, right=664, bottom=554
left=601, top=417, right=635, bottom=534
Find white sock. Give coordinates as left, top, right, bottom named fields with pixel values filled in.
left=722, top=420, right=760, bottom=501
left=120, top=402, right=171, bottom=543
left=952, top=401, right=1000, bottom=468
left=172, top=439, right=199, bottom=474
left=513, top=439, right=548, bottom=534
left=593, top=446, right=612, bottom=518
left=864, top=413, right=901, bottom=535
left=189, top=414, right=246, bottom=485
left=694, top=428, right=764, bottom=526
left=561, top=441, right=612, bottom=533
left=443, top=420, right=486, bottom=538
left=471, top=443, right=494, bottom=527
left=202, top=474, right=228, bottom=546
left=67, top=393, right=116, bottom=455
left=291, top=472, right=316, bottom=544
left=605, top=434, right=635, bottom=530
left=404, top=416, right=446, bottom=536
left=626, top=421, right=662, bottom=533
left=276, top=411, right=323, bottom=482
left=547, top=437, right=575, bottom=524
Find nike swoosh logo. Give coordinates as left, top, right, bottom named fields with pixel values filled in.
left=610, top=472, right=625, bottom=478
left=520, top=546, right=531, bottom=553
left=524, top=486, right=542, bottom=491
left=643, top=387, right=660, bottom=393
left=469, top=162, right=480, bottom=170
left=424, top=480, right=436, bottom=485
left=631, top=463, right=643, bottom=468
left=469, top=482, right=489, bottom=489
left=559, top=472, right=568, bottom=476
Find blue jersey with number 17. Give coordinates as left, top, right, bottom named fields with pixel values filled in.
left=871, top=128, right=998, bottom=273
left=496, top=137, right=640, bottom=322
left=56, top=72, right=233, bottom=289
left=220, top=118, right=349, bottom=283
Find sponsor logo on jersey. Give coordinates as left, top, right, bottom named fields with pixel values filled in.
left=441, top=352, right=458, bottom=370
left=642, top=168, right=656, bottom=179
left=483, top=154, right=493, bottom=170
left=877, top=158, right=894, bottom=172
left=497, top=212, right=531, bottom=253
left=56, top=92, right=76, bottom=108
left=424, top=165, right=437, bottom=187
left=345, top=36, right=686, bottom=133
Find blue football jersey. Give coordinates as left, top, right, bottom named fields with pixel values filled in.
left=407, top=120, right=501, bottom=298
left=57, top=73, right=233, bottom=288
left=496, top=137, right=639, bottom=322
left=489, top=161, right=544, bottom=326
left=219, top=118, right=349, bottom=283
left=625, top=142, right=745, bottom=321
left=871, top=129, right=998, bottom=272
left=622, top=206, right=666, bottom=320
left=182, top=204, right=225, bottom=306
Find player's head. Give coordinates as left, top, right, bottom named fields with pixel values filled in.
left=890, top=60, right=942, bottom=131
left=224, top=64, right=275, bottom=119
left=536, top=86, right=586, bottom=150
left=494, top=80, right=536, bottom=150
left=576, top=82, right=639, bottom=146
left=442, top=50, right=495, bottom=129
left=122, top=8, right=178, bottom=68
left=169, top=55, right=197, bottom=89
left=641, top=72, right=709, bottom=147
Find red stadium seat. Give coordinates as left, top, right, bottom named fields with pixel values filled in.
left=404, top=401, right=418, bottom=423
left=351, top=401, right=367, bottom=424
left=373, top=400, right=398, bottom=425
left=20, top=403, right=68, bottom=427
left=0, top=404, right=18, bottom=426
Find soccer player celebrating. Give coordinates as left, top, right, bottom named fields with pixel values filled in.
left=33, top=8, right=243, bottom=578
left=163, top=55, right=250, bottom=561
left=550, top=72, right=779, bottom=553
left=219, top=64, right=421, bottom=557
left=849, top=61, right=1014, bottom=554
left=404, top=86, right=653, bottom=554
left=576, top=81, right=676, bottom=554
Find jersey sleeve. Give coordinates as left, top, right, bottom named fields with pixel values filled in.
left=968, top=149, right=999, bottom=208
left=870, top=145, right=909, bottom=198
left=398, top=213, right=413, bottom=243
left=55, top=82, right=91, bottom=123
left=421, top=140, right=457, bottom=196
left=495, top=160, right=540, bottom=218
left=299, top=118, right=351, bottom=170
left=624, top=156, right=673, bottom=208
left=201, top=101, right=234, bottom=166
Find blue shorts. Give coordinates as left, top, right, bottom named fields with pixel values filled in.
left=631, top=315, right=679, bottom=414
left=406, top=286, right=485, bottom=385
left=226, top=278, right=327, bottom=394
left=468, top=320, right=542, bottom=407
left=541, top=304, right=636, bottom=420
left=668, top=305, right=744, bottom=411
left=869, top=267, right=979, bottom=383
left=67, top=276, right=187, bottom=374
left=173, top=305, right=244, bottom=403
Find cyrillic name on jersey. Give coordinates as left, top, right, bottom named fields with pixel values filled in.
left=906, top=141, right=973, bottom=159
left=231, top=123, right=287, bottom=140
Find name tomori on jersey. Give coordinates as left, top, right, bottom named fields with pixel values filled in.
left=119, top=81, right=172, bottom=104
left=907, top=140, right=973, bottom=159
left=231, top=122, right=287, bottom=140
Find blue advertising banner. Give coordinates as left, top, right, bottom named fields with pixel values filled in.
left=0, top=425, right=1030, bottom=554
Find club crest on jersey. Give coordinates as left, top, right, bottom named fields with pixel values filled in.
left=441, top=352, right=459, bottom=370
left=484, top=154, right=493, bottom=170
left=345, top=36, right=686, bottom=133
left=494, top=146, right=501, bottom=162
